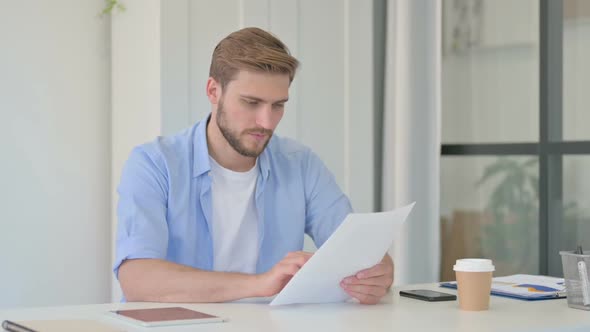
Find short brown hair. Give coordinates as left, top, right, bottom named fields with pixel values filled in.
left=209, top=27, right=299, bottom=89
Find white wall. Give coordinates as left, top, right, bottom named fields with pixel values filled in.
left=0, top=1, right=111, bottom=308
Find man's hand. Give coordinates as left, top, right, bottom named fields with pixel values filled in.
left=340, top=254, right=394, bottom=304
left=255, top=251, right=313, bottom=297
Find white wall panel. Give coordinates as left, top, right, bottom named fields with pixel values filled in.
left=269, top=0, right=300, bottom=139
left=111, top=0, right=163, bottom=301
left=162, top=0, right=190, bottom=135
left=241, top=0, right=271, bottom=28
left=0, top=0, right=111, bottom=308
left=347, top=0, right=375, bottom=213
left=298, top=0, right=347, bottom=192
left=188, top=1, right=241, bottom=124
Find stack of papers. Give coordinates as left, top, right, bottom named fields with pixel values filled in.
left=440, top=274, right=566, bottom=301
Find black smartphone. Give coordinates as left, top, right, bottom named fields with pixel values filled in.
left=399, top=289, right=457, bottom=302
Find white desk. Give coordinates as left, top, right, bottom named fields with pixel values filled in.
left=1, top=283, right=589, bottom=332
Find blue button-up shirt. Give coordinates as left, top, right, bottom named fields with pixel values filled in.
left=114, top=116, right=352, bottom=278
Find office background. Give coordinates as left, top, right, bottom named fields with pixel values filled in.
left=440, top=0, right=590, bottom=280
left=0, top=0, right=588, bottom=310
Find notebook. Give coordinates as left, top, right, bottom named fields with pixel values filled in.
left=440, top=274, right=566, bottom=301
left=1, top=319, right=124, bottom=332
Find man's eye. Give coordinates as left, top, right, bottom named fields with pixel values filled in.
left=245, top=100, right=258, bottom=106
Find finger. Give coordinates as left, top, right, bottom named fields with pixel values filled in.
left=356, top=263, right=392, bottom=279
left=296, top=251, right=314, bottom=258
left=343, top=288, right=381, bottom=305
left=340, top=282, right=388, bottom=298
left=342, top=275, right=393, bottom=288
left=282, top=255, right=310, bottom=268
left=276, top=262, right=301, bottom=276
left=277, top=255, right=313, bottom=274
left=285, top=251, right=313, bottom=259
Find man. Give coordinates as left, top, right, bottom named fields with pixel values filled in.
left=114, top=27, right=393, bottom=305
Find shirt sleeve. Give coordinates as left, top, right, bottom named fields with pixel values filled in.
left=303, top=149, right=353, bottom=248
left=113, top=146, right=170, bottom=278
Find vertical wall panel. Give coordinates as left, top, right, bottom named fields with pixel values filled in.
left=241, top=0, right=271, bottom=29
left=111, top=0, right=163, bottom=301
left=298, top=0, right=346, bottom=190
left=347, top=0, right=374, bottom=212
left=161, top=0, right=190, bottom=136
left=188, top=1, right=241, bottom=123
left=269, top=0, right=300, bottom=139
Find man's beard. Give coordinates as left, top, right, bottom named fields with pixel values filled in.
left=216, top=99, right=273, bottom=158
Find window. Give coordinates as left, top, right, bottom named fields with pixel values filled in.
left=440, top=0, right=590, bottom=279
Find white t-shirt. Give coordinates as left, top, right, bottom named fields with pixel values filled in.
left=209, top=156, right=259, bottom=274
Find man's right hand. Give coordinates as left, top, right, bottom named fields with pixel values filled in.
left=255, top=251, right=313, bottom=297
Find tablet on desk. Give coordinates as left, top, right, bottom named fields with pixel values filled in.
left=107, top=307, right=227, bottom=327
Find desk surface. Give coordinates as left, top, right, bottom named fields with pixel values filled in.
left=1, top=284, right=589, bottom=332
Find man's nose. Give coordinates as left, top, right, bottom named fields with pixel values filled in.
left=255, top=104, right=274, bottom=129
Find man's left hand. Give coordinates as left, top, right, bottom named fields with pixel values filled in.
left=340, top=254, right=394, bottom=304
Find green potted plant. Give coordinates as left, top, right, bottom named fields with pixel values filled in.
left=476, top=158, right=539, bottom=275
left=476, top=157, right=589, bottom=275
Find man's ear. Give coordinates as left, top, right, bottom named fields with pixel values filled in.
left=206, top=77, right=221, bottom=105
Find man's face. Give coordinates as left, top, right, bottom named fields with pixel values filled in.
left=214, top=71, right=290, bottom=158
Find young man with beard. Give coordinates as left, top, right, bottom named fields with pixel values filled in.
left=114, top=27, right=393, bottom=305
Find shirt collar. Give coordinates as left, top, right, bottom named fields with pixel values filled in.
left=258, top=139, right=271, bottom=181
left=192, top=116, right=212, bottom=178
left=192, top=114, right=272, bottom=180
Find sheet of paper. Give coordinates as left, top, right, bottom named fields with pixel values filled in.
left=270, top=202, right=415, bottom=306
left=491, top=274, right=565, bottom=297
left=440, top=274, right=566, bottom=299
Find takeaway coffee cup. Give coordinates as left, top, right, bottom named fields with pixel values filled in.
left=453, top=259, right=495, bottom=311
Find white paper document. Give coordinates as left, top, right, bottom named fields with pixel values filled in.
left=270, top=202, right=415, bottom=306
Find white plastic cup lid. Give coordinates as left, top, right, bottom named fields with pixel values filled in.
left=453, top=258, right=495, bottom=272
